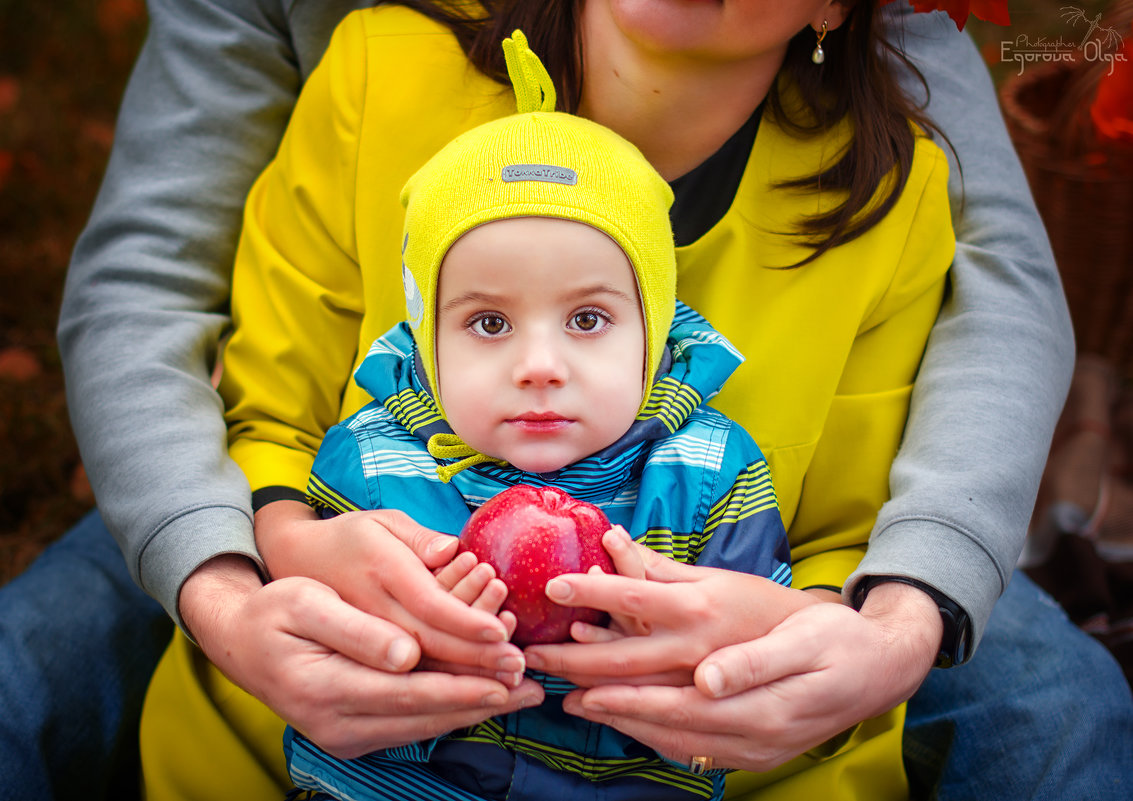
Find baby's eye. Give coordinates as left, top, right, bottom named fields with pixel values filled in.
left=470, top=315, right=509, bottom=337
left=575, top=312, right=599, bottom=330
left=568, top=309, right=610, bottom=333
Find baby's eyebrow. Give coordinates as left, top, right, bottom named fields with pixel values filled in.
left=439, top=291, right=504, bottom=313
left=439, top=284, right=636, bottom=313
left=565, top=283, right=636, bottom=305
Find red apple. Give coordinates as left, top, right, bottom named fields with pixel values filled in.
left=457, top=484, right=615, bottom=646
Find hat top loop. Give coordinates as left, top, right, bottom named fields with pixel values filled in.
left=502, top=30, right=556, bottom=113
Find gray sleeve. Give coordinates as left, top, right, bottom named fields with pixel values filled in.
left=845, top=10, right=1075, bottom=650
left=57, top=0, right=308, bottom=628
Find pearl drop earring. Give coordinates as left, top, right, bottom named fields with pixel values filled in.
left=812, top=20, right=828, bottom=65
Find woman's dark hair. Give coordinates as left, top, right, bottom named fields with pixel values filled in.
left=382, top=1, right=582, bottom=106
left=380, top=1, right=941, bottom=266
left=771, top=2, right=946, bottom=265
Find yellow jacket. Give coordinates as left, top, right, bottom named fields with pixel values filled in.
left=145, top=6, right=954, bottom=800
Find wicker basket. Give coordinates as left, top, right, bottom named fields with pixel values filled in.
left=999, top=5, right=1133, bottom=375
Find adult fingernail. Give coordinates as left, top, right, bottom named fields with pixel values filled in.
left=519, top=692, right=540, bottom=708
left=701, top=663, right=725, bottom=697
left=497, top=654, right=525, bottom=673
left=428, top=536, right=454, bottom=555
left=386, top=637, right=416, bottom=669
left=545, top=579, right=571, bottom=601
left=496, top=671, right=523, bottom=688
left=581, top=697, right=607, bottom=713
left=482, top=691, right=507, bottom=706
left=481, top=626, right=506, bottom=642
left=525, top=652, right=545, bottom=670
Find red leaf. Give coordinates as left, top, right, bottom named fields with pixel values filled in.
left=0, top=347, right=42, bottom=381
left=82, top=119, right=116, bottom=150
left=0, top=76, right=19, bottom=115
left=97, top=0, right=145, bottom=38
left=0, top=151, right=13, bottom=191
left=969, top=0, right=1010, bottom=26
left=70, top=463, right=95, bottom=504
left=881, top=0, right=1010, bottom=31
left=1090, top=29, right=1133, bottom=147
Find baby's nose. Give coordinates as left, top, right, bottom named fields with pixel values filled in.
left=513, top=334, right=568, bottom=387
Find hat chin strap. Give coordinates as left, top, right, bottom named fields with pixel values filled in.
left=427, top=432, right=507, bottom=483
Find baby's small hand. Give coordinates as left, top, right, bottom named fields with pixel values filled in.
left=434, top=550, right=518, bottom=643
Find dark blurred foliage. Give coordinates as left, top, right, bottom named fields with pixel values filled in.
left=0, top=1, right=146, bottom=583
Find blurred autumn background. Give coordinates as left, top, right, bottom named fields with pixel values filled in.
left=1, top=0, right=147, bottom=583
left=0, top=0, right=1126, bottom=587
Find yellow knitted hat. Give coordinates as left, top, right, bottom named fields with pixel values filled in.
left=400, top=30, right=676, bottom=414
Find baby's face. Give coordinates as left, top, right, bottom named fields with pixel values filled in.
left=435, top=217, right=646, bottom=474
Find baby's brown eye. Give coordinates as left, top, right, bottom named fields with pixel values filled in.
left=476, top=316, right=506, bottom=335
left=574, top=312, right=599, bottom=331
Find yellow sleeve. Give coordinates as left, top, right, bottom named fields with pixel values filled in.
left=788, top=139, right=954, bottom=590
left=218, top=12, right=368, bottom=493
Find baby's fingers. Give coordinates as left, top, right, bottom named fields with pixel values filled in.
left=469, top=577, right=509, bottom=614
left=449, top=562, right=499, bottom=606
left=434, top=550, right=479, bottom=590
left=499, top=610, right=518, bottom=641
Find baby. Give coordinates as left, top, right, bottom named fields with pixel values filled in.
left=289, top=31, right=791, bottom=801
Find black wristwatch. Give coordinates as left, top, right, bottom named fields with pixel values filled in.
left=851, top=575, right=971, bottom=668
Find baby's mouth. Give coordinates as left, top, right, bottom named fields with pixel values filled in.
left=507, top=412, right=573, bottom=432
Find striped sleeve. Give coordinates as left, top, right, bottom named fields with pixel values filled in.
left=306, top=421, right=371, bottom=515
left=631, top=410, right=792, bottom=585
left=696, top=455, right=792, bottom=586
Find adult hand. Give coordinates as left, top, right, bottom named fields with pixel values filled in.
left=181, top=554, right=543, bottom=759
left=534, top=544, right=942, bottom=771
left=255, top=500, right=525, bottom=678
left=525, top=528, right=818, bottom=688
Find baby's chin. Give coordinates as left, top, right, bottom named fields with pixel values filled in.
left=502, top=452, right=575, bottom=476
left=508, top=461, right=572, bottom=476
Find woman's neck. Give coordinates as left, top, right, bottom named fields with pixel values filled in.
left=577, top=4, right=782, bottom=181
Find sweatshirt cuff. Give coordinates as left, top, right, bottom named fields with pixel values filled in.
left=252, top=485, right=309, bottom=511
left=137, top=504, right=262, bottom=632
left=844, top=516, right=1005, bottom=654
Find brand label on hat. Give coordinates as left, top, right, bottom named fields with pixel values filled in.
left=501, top=164, right=577, bottom=185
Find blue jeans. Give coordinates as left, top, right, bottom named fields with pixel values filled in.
left=0, top=510, right=172, bottom=801
left=1, top=515, right=1130, bottom=800
left=905, top=571, right=1133, bottom=800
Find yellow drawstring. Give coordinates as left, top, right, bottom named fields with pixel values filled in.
left=426, top=433, right=507, bottom=483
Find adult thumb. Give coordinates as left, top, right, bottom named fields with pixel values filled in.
left=694, top=626, right=820, bottom=699
left=371, top=508, right=456, bottom=568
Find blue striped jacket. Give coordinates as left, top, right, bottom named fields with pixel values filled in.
left=289, top=303, right=791, bottom=801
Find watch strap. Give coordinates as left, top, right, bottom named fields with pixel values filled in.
left=851, top=575, right=971, bottom=668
